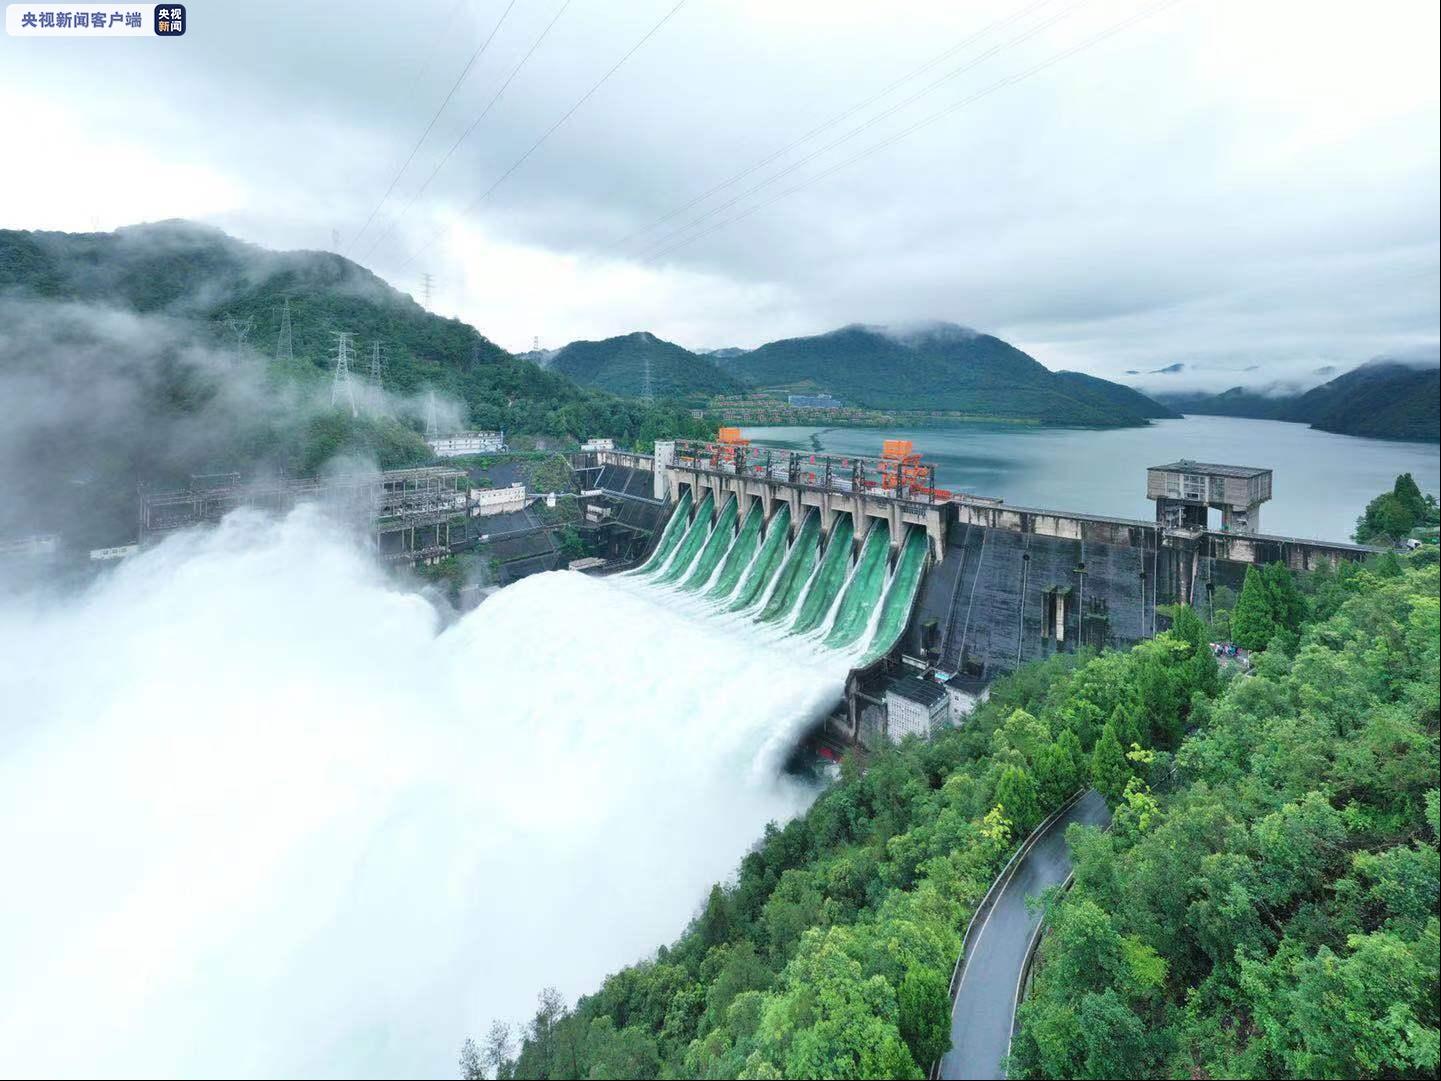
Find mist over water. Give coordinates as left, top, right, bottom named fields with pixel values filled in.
left=0, top=508, right=852, bottom=1079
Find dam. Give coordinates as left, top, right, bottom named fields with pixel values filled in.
left=573, top=433, right=1379, bottom=743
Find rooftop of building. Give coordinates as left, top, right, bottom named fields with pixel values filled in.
left=1148, top=459, right=1271, bottom=479
left=885, top=674, right=949, bottom=708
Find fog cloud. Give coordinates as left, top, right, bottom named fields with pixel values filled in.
left=0, top=509, right=849, bottom=1078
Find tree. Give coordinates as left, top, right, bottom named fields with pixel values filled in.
left=897, top=965, right=952, bottom=1068
left=1232, top=564, right=1278, bottom=650
left=1034, top=731, right=1083, bottom=807
left=697, top=883, right=734, bottom=951
left=1392, top=472, right=1428, bottom=523
left=995, top=764, right=1042, bottom=835
left=1090, top=722, right=1131, bottom=806
left=1261, top=563, right=1305, bottom=633
left=1356, top=490, right=1418, bottom=544
left=1169, top=603, right=1208, bottom=653
left=459, top=1038, right=483, bottom=1081
left=482, top=1020, right=515, bottom=1080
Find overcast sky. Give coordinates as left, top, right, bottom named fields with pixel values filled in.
left=3, top=0, right=1437, bottom=390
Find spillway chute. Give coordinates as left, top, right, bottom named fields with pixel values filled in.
left=706, top=500, right=763, bottom=601
left=758, top=508, right=820, bottom=625
left=858, top=525, right=930, bottom=667
left=679, top=494, right=737, bottom=593
left=655, top=491, right=714, bottom=585
left=824, top=519, right=891, bottom=649
left=790, top=512, right=854, bottom=635
left=631, top=488, right=692, bottom=576
left=727, top=503, right=790, bottom=613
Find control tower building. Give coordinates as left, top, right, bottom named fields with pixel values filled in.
left=1147, top=459, right=1273, bottom=533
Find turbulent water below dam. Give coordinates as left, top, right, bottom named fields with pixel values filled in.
left=0, top=506, right=878, bottom=1079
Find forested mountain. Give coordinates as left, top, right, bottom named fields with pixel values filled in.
left=0, top=222, right=712, bottom=545
left=483, top=545, right=1438, bottom=1081
left=1287, top=359, right=1439, bottom=441
left=1157, top=359, right=1440, bottom=441
left=723, top=322, right=1178, bottom=425
left=1051, top=370, right=1178, bottom=420
left=548, top=332, right=743, bottom=400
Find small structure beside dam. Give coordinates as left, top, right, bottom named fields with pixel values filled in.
left=572, top=433, right=1380, bottom=744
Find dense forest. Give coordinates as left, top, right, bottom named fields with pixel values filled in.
left=1011, top=550, right=1439, bottom=1078
left=548, top=332, right=743, bottom=401
left=468, top=495, right=1437, bottom=1079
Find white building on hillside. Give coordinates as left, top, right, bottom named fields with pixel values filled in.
left=429, top=431, right=506, bottom=457
left=471, top=483, right=527, bottom=516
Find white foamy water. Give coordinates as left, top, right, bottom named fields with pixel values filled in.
left=0, top=507, right=853, bottom=1079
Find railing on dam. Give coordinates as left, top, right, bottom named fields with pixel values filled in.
left=672, top=440, right=942, bottom=506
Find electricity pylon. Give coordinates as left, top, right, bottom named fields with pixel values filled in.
left=368, top=341, right=387, bottom=413
left=425, top=389, right=440, bottom=439
left=275, top=299, right=294, bottom=364
left=223, top=314, right=254, bottom=362
left=330, top=331, right=358, bottom=418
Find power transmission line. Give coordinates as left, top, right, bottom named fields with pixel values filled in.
left=634, top=0, right=1093, bottom=261
left=362, top=0, right=577, bottom=263
left=397, top=0, right=693, bottom=272
left=644, top=0, right=1185, bottom=264
left=348, top=0, right=524, bottom=255
left=609, top=0, right=1059, bottom=255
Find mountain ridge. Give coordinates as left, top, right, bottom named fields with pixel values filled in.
left=1154, top=357, right=1439, bottom=441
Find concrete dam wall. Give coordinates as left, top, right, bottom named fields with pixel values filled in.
left=901, top=521, right=1165, bottom=685
left=573, top=446, right=1379, bottom=686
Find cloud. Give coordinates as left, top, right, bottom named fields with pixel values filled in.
left=3, top=0, right=1435, bottom=384
left=0, top=295, right=466, bottom=548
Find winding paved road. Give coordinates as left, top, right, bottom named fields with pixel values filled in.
left=939, top=789, right=1112, bottom=1080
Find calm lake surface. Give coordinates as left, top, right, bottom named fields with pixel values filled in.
left=739, top=416, right=1439, bottom=543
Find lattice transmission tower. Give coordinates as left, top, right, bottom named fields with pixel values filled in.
left=641, top=354, right=655, bottom=402
left=274, top=299, right=294, bottom=363
left=223, top=314, right=254, bottom=363
left=368, top=341, right=387, bottom=413
left=330, top=331, right=358, bottom=418
left=425, top=389, right=440, bottom=439
left=421, top=272, right=434, bottom=309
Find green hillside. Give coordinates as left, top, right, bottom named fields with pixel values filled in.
left=1156, top=360, right=1440, bottom=441
left=1052, top=370, right=1179, bottom=420
left=549, top=332, right=743, bottom=400
left=727, top=323, right=1176, bottom=426
left=0, top=221, right=714, bottom=545
left=1288, top=360, right=1439, bottom=441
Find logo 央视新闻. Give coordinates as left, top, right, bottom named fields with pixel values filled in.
left=154, top=3, right=183, bottom=34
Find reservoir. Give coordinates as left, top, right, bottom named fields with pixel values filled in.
left=741, top=415, right=1439, bottom=542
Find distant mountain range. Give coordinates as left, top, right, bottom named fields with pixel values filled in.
left=550, top=321, right=1177, bottom=427
left=548, top=332, right=744, bottom=399
left=1156, top=358, right=1439, bottom=442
